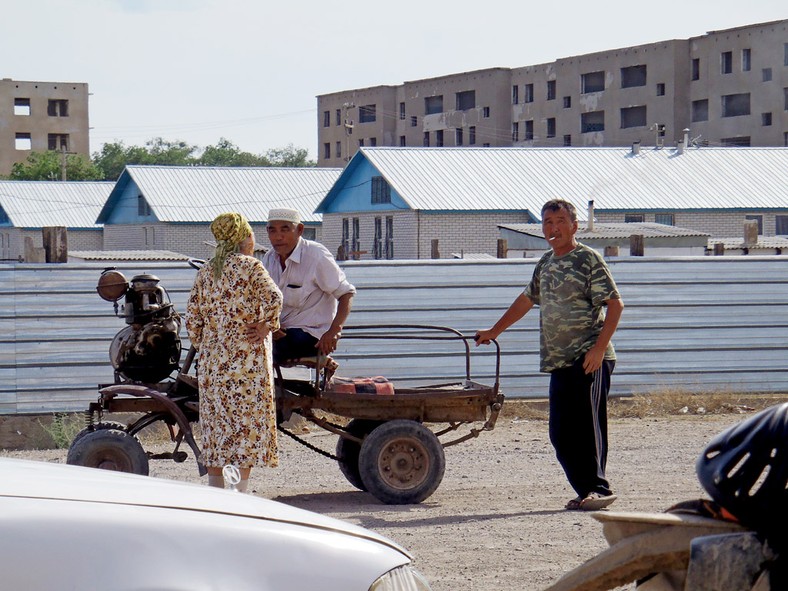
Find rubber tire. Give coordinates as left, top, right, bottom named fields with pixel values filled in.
left=336, top=419, right=383, bottom=491
left=358, top=419, right=445, bottom=505
left=69, top=422, right=128, bottom=448
left=66, top=428, right=149, bottom=475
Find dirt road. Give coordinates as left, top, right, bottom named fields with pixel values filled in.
left=1, top=407, right=748, bottom=591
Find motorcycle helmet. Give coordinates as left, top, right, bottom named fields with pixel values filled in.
left=696, top=402, right=788, bottom=540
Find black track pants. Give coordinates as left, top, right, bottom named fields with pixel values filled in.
left=548, top=357, right=615, bottom=498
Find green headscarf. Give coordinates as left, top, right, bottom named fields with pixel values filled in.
left=209, top=212, right=253, bottom=278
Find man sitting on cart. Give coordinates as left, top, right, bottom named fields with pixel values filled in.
left=246, top=208, right=356, bottom=366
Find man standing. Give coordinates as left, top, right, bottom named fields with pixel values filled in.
left=255, top=208, right=356, bottom=364
left=476, top=199, right=624, bottom=511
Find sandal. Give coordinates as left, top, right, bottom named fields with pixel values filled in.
left=579, top=492, right=617, bottom=511
left=565, top=496, right=583, bottom=510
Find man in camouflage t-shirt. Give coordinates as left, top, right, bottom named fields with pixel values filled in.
left=476, top=199, right=624, bottom=511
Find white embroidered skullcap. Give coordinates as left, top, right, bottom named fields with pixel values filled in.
left=267, top=208, right=301, bottom=224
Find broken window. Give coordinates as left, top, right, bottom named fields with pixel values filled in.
left=47, top=99, right=68, bottom=117
left=581, top=111, right=605, bottom=133
left=721, top=93, right=750, bottom=118
left=14, top=98, right=30, bottom=116
left=359, top=104, right=376, bottom=123
left=455, top=90, right=475, bottom=111
left=425, top=95, right=443, bottom=115
left=620, top=106, right=647, bottom=128
left=48, top=134, right=69, bottom=151
left=581, top=71, right=605, bottom=93
left=621, top=65, right=647, bottom=88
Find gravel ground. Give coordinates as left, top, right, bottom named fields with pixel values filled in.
left=1, top=404, right=750, bottom=591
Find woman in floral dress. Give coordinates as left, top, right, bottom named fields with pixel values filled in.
left=186, top=212, right=282, bottom=492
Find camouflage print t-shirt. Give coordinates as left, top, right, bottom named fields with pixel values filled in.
left=524, top=242, right=621, bottom=373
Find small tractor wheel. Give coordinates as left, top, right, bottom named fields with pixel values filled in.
left=335, top=419, right=383, bottom=491
left=358, top=420, right=445, bottom=505
left=69, top=422, right=128, bottom=448
left=67, top=428, right=149, bottom=475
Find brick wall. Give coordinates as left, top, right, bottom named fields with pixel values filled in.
left=595, top=210, right=788, bottom=238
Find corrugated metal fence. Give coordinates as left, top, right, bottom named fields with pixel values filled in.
left=1, top=257, right=787, bottom=414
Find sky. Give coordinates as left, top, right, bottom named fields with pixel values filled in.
left=2, top=0, right=785, bottom=160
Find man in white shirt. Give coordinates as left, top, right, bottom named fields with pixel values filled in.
left=255, top=208, right=356, bottom=364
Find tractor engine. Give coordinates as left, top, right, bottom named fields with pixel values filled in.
left=97, top=269, right=182, bottom=383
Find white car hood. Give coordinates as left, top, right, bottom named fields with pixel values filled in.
left=0, top=457, right=407, bottom=556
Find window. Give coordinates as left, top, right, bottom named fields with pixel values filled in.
left=563, top=96, right=571, bottom=108
left=399, top=135, right=406, bottom=147
left=692, top=58, right=700, bottom=80
left=581, top=111, right=604, bottom=133
left=341, top=218, right=350, bottom=257
left=423, top=132, right=429, bottom=147
left=48, top=134, right=69, bottom=151
left=745, top=214, right=763, bottom=235
left=335, top=141, right=341, bottom=158
left=358, top=139, right=365, bottom=147
left=436, top=130, right=444, bottom=147
left=512, top=85, right=519, bottom=104
left=524, top=83, right=534, bottom=103
left=546, top=118, right=556, bottom=138
left=14, top=98, right=30, bottom=116
left=455, top=90, right=475, bottom=111
left=692, top=99, right=709, bottom=122
left=469, top=126, right=476, bottom=145
left=776, top=215, right=788, bottom=235
left=336, top=109, right=341, bottom=126
left=722, top=93, right=750, bottom=117
left=620, top=105, right=647, bottom=128
left=302, top=227, right=316, bottom=241
left=410, top=116, right=417, bottom=127
left=323, top=111, right=330, bottom=127
left=563, top=134, right=572, bottom=146
left=625, top=214, right=645, bottom=223
left=785, top=43, right=788, bottom=66
left=351, top=218, right=360, bottom=257
left=373, top=217, right=383, bottom=259
left=455, top=128, right=463, bottom=146
left=399, top=102, right=405, bottom=120
left=655, top=213, right=675, bottom=226
left=138, top=194, right=151, bottom=217
left=581, top=71, right=604, bottom=93
left=742, top=48, right=751, bottom=71
left=14, top=132, right=31, bottom=150
left=762, top=113, right=772, bottom=126
left=621, top=65, right=647, bottom=88
left=425, top=95, right=443, bottom=115
left=385, top=216, right=394, bottom=259
left=47, top=99, right=68, bottom=117
left=370, top=137, right=377, bottom=147
left=143, top=226, right=156, bottom=246
left=511, top=122, right=519, bottom=142
left=656, top=83, right=665, bottom=96
left=482, top=106, right=490, bottom=118
left=785, top=87, right=788, bottom=111
left=546, top=80, right=556, bottom=100
left=721, top=136, right=751, bottom=146
left=762, top=68, right=772, bottom=82
left=323, top=143, right=330, bottom=159
left=524, top=120, right=534, bottom=141
left=721, top=51, right=732, bottom=74
left=359, top=104, right=376, bottom=123
left=371, top=176, right=391, bottom=204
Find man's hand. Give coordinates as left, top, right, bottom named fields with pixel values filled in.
left=272, top=329, right=286, bottom=341
left=582, top=345, right=606, bottom=374
left=474, top=329, right=497, bottom=346
left=244, top=321, right=271, bottom=345
left=317, top=327, right=341, bottom=355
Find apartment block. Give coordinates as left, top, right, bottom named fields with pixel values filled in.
left=317, top=20, right=787, bottom=166
left=0, top=78, right=90, bottom=176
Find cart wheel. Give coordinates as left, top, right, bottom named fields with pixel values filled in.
left=336, top=419, right=383, bottom=491
left=69, top=422, right=128, bottom=448
left=358, top=420, right=445, bottom=505
left=67, top=428, right=149, bottom=475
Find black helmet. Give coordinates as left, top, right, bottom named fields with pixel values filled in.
left=696, top=402, right=788, bottom=539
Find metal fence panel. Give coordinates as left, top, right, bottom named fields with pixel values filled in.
left=1, top=257, right=787, bottom=414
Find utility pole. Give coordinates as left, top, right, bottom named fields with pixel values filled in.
left=342, top=102, right=355, bottom=163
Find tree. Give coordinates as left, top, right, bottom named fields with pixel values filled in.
left=198, top=138, right=268, bottom=167
left=263, top=144, right=314, bottom=167
left=8, top=151, right=102, bottom=181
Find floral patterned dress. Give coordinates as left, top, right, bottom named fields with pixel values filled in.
left=186, top=253, right=283, bottom=469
